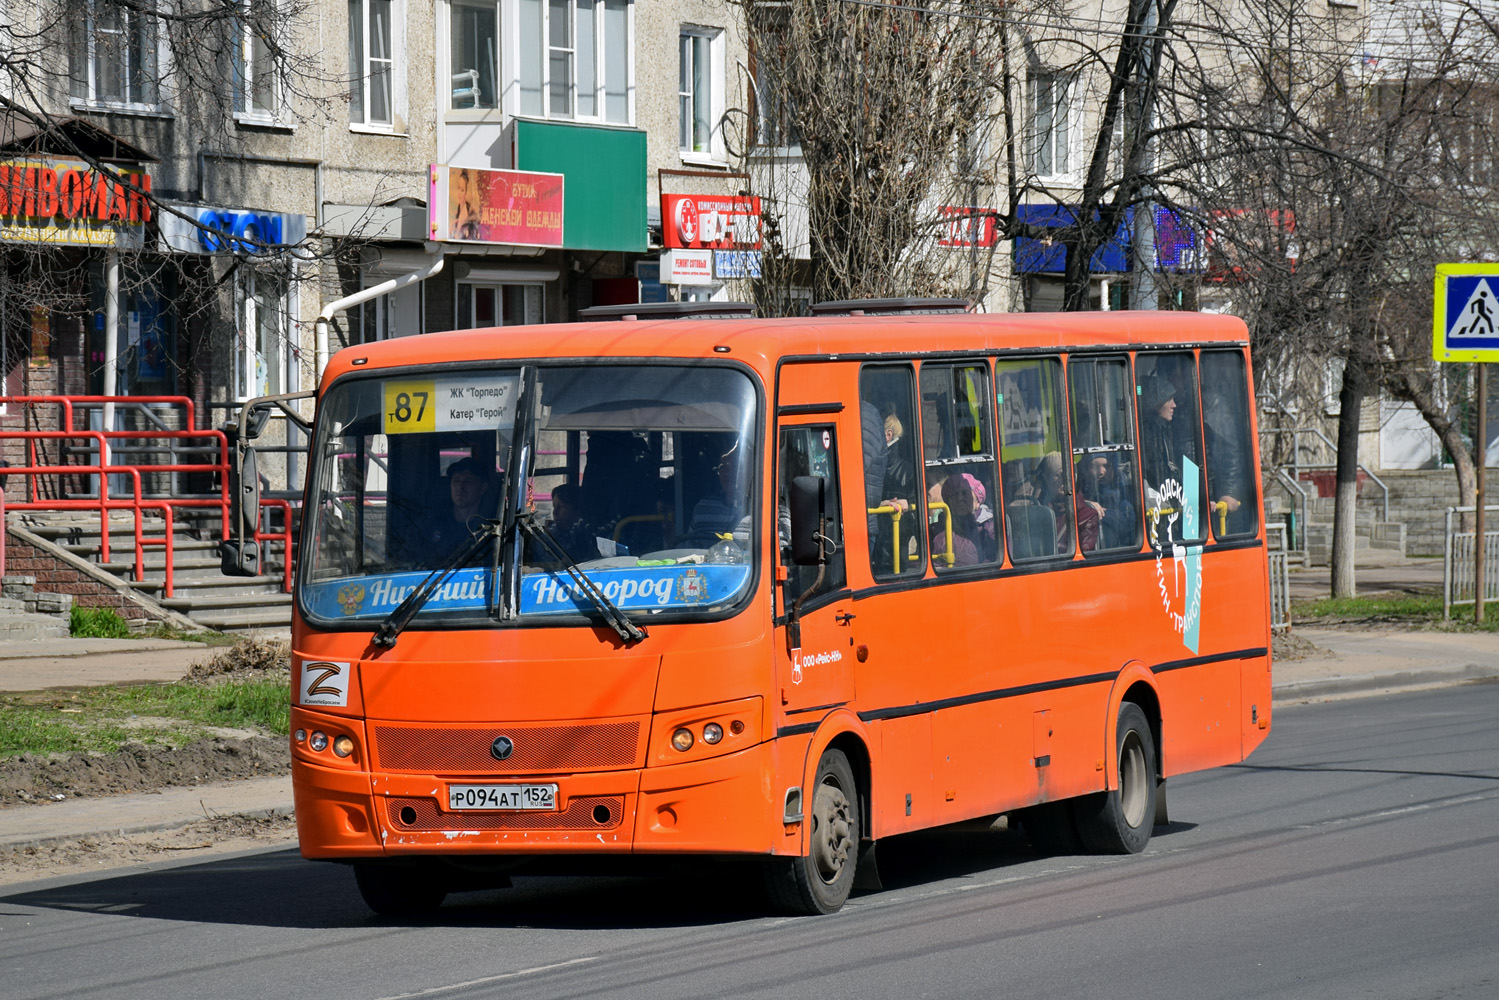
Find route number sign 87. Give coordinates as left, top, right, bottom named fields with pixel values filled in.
left=383, top=379, right=436, bottom=434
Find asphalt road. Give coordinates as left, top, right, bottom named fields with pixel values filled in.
left=3, top=683, right=1497, bottom=1000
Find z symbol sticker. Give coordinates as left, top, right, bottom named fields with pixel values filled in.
left=298, top=661, right=351, bottom=707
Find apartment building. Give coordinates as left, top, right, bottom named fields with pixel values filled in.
left=0, top=0, right=750, bottom=443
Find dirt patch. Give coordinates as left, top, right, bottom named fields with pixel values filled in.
left=0, top=736, right=289, bottom=809
left=0, top=811, right=297, bottom=887
left=185, top=637, right=291, bottom=685
left=1272, top=630, right=1329, bottom=662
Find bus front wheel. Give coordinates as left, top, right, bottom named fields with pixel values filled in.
left=1075, top=702, right=1157, bottom=854
left=353, top=861, right=448, bottom=917
left=764, top=749, right=860, bottom=915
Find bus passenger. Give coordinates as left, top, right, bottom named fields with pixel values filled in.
left=1021, top=452, right=1098, bottom=552
left=1139, top=376, right=1181, bottom=491
left=545, top=483, right=602, bottom=562
left=930, top=472, right=996, bottom=566
left=1202, top=389, right=1246, bottom=532
left=1079, top=454, right=1137, bottom=550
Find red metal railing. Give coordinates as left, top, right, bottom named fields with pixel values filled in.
left=0, top=395, right=296, bottom=597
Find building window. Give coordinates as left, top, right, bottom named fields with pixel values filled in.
left=1030, top=70, right=1073, bottom=177
left=679, top=27, right=723, bottom=158
left=514, top=0, right=631, bottom=123
left=237, top=268, right=297, bottom=399
left=456, top=282, right=544, bottom=327
left=449, top=0, right=496, bottom=109
left=235, top=2, right=284, bottom=122
left=69, top=0, right=161, bottom=110
left=350, top=0, right=395, bottom=125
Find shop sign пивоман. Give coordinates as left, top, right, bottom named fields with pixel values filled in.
left=0, top=157, right=151, bottom=249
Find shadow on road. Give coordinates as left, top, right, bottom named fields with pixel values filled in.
left=1, top=816, right=1190, bottom=930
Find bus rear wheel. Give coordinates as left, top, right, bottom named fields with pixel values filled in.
left=1076, top=702, right=1157, bottom=854
left=764, top=748, right=860, bottom=915
left=353, top=861, right=448, bottom=917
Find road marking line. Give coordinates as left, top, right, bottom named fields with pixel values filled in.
left=371, top=956, right=599, bottom=1000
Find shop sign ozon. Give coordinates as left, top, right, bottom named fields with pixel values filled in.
left=0, top=157, right=151, bottom=248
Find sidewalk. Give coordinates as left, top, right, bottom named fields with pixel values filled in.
left=1, top=586, right=1495, bottom=852
left=0, top=637, right=216, bottom=691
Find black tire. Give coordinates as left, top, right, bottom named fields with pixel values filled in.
left=1018, top=800, right=1084, bottom=856
left=353, top=861, right=448, bottom=917
left=1075, top=702, right=1158, bottom=854
left=763, top=749, right=860, bottom=914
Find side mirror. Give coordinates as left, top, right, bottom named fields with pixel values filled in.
left=244, top=402, right=273, bottom=441
left=220, top=538, right=261, bottom=576
left=788, top=475, right=826, bottom=566
left=222, top=444, right=263, bottom=577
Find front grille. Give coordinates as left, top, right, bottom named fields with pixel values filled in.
left=372, top=721, right=642, bottom=774
left=387, top=795, right=625, bottom=832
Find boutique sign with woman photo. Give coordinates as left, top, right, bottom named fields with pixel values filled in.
left=430, top=164, right=565, bottom=247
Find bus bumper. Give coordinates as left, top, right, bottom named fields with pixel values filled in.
left=294, top=739, right=780, bottom=859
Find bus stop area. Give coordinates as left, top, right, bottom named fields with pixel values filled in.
left=0, top=553, right=1493, bottom=854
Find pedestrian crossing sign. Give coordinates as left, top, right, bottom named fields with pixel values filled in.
left=1434, top=263, right=1499, bottom=362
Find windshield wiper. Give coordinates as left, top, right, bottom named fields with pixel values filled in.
left=494, top=367, right=538, bottom=621
left=373, top=519, right=500, bottom=649
left=518, top=514, right=647, bottom=645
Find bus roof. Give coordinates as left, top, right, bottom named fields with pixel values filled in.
left=324, top=311, right=1248, bottom=386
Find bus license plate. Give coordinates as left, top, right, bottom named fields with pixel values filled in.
left=447, top=783, right=558, bottom=811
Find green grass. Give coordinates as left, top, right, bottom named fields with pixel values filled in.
left=0, top=678, right=290, bottom=757
left=139, top=624, right=241, bottom=646
left=1290, top=592, right=1499, bottom=632
left=68, top=605, right=132, bottom=639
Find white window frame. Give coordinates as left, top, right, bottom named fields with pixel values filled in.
left=1030, top=69, right=1075, bottom=180
left=233, top=1, right=287, bottom=126
left=69, top=0, right=169, bottom=114
left=678, top=25, right=725, bottom=163
left=235, top=266, right=299, bottom=401
left=350, top=0, right=405, bottom=132
left=510, top=0, right=634, bottom=124
left=455, top=279, right=546, bottom=328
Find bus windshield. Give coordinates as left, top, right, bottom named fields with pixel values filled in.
left=300, top=363, right=759, bottom=627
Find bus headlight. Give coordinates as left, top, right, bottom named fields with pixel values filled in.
left=333, top=735, right=356, bottom=758
left=702, top=723, right=724, bottom=745
left=309, top=731, right=329, bottom=752
left=671, top=728, right=695, bottom=752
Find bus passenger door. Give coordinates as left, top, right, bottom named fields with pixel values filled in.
left=775, top=421, right=857, bottom=717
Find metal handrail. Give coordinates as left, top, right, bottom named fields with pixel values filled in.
left=1263, top=426, right=1389, bottom=521
left=1269, top=467, right=1309, bottom=556
left=1, top=395, right=297, bottom=595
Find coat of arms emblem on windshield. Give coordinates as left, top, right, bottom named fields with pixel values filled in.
left=336, top=583, right=366, bottom=615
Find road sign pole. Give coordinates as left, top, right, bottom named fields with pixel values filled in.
left=1477, top=363, right=1488, bottom=624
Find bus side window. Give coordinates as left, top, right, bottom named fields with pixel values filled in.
left=1069, top=356, right=1143, bottom=554
left=1200, top=349, right=1259, bottom=539
left=778, top=425, right=847, bottom=606
left=920, top=362, right=1001, bottom=570
left=997, top=357, right=1074, bottom=561
left=860, top=365, right=925, bottom=580
left=1136, top=351, right=1208, bottom=545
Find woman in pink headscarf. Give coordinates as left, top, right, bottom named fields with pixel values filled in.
left=931, top=472, right=997, bottom=566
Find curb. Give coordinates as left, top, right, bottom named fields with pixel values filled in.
left=1272, top=661, right=1499, bottom=702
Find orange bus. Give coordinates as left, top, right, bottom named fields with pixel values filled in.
left=226, top=304, right=1272, bottom=916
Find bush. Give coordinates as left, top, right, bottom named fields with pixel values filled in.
left=69, top=605, right=133, bottom=639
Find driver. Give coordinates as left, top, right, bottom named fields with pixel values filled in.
left=427, top=456, right=495, bottom=558
left=689, top=447, right=747, bottom=537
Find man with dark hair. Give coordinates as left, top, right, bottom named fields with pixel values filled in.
left=1138, top=376, right=1180, bottom=491
left=427, top=456, right=494, bottom=557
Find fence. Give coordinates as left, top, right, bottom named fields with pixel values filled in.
left=1443, top=505, right=1499, bottom=619
left=0, top=395, right=295, bottom=596
left=1266, top=522, right=1291, bottom=632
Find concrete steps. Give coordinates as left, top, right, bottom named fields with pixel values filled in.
left=0, top=577, right=73, bottom=641
left=14, top=512, right=293, bottom=632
